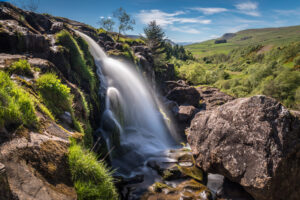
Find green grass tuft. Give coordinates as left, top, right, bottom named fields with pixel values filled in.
left=68, top=139, right=118, bottom=200
left=36, top=73, right=72, bottom=116
left=8, top=59, right=33, bottom=77
left=0, top=71, right=38, bottom=130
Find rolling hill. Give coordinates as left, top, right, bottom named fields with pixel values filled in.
left=186, top=25, right=300, bottom=57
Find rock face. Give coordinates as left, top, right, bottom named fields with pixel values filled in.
left=0, top=121, right=78, bottom=200
left=166, top=86, right=200, bottom=107
left=188, top=95, right=300, bottom=200
left=0, top=162, right=14, bottom=199
left=196, top=86, right=234, bottom=110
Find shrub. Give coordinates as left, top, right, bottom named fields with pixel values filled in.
left=294, top=56, right=300, bottom=66
left=0, top=71, right=38, bottom=130
left=36, top=73, right=72, bottom=116
left=68, top=140, right=118, bottom=200
left=8, top=59, right=33, bottom=77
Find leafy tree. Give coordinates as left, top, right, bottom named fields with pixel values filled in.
left=98, top=17, right=115, bottom=32
left=113, top=7, right=135, bottom=41
left=98, top=17, right=115, bottom=39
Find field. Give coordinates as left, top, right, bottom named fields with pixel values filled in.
left=186, top=25, right=300, bottom=57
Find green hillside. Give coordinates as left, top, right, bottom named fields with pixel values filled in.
left=186, top=25, right=300, bottom=57
left=172, top=25, right=300, bottom=110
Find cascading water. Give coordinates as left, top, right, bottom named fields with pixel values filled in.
left=76, top=32, right=179, bottom=180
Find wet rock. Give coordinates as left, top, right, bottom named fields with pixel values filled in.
left=164, top=100, right=179, bottom=116
left=142, top=179, right=212, bottom=200
left=188, top=95, right=300, bottom=200
left=166, top=86, right=200, bottom=107
left=59, top=111, right=72, bottom=126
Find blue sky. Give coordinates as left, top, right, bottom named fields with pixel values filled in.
left=7, top=0, right=300, bottom=43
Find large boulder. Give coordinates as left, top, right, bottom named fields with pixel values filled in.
left=188, top=95, right=300, bottom=200
left=166, top=86, right=200, bottom=107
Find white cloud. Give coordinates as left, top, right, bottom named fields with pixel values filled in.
left=170, top=26, right=201, bottom=34
left=137, top=9, right=211, bottom=27
left=191, top=7, right=228, bottom=15
left=235, top=2, right=260, bottom=17
left=274, top=9, right=300, bottom=16
left=235, top=2, right=258, bottom=10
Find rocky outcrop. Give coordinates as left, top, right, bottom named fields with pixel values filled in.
left=196, top=86, right=234, bottom=110
left=166, top=86, right=200, bottom=107
left=0, top=162, right=14, bottom=199
left=0, top=117, right=78, bottom=200
left=188, top=95, right=300, bottom=200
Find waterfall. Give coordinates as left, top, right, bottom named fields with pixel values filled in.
left=76, top=31, right=178, bottom=176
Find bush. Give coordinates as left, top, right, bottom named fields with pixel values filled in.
left=36, top=73, right=72, bottom=116
left=0, top=71, right=38, bottom=130
left=8, top=59, right=33, bottom=77
left=294, top=56, right=300, bottom=66
left=68, top=140, right=118, bottom=200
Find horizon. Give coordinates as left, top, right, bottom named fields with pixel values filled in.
left=4, top=0, right=300, bottom=43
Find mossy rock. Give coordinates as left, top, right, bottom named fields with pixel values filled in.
left=177, top=164, right=203, bottom=182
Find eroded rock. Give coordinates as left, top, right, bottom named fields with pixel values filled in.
left=188, top=95, right=300, bottom=200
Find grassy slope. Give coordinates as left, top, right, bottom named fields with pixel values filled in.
left=186, top=25, right=300, bottom=57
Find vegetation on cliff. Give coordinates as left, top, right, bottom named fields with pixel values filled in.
left=56, top=30, right=96, bottom=92
left=0, top=71, right=38, bottom=131
left=68, top=140, right=118, bottom=200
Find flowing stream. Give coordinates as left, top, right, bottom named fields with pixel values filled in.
left=77, top=31, right=180, bottom=196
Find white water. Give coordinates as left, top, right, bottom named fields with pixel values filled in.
left=76, top=31, right=177, bottom=176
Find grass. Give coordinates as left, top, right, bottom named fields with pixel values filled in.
left=68, top=139, right=118, bottom=200
left=36, top=73, right=85, bottom=133
left=7, top=59, right=33, bottom=77
left=56, top=30, right=96, bottom=91
left=0, top=71, right=38, bottom=130
left=36, top=73, right=72, bottom=116
left=186, top=25, right=300, bottom=58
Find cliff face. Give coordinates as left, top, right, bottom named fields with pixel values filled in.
left=0, top=2, right=161, bottom=199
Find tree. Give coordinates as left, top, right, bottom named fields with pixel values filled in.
left=113, top=7, right=135, bottom=41
left=98, top=17, right=115, bottom=32
left=98, top=17, right=115, bottom=39
left=144, top=20, right=166, bottom=66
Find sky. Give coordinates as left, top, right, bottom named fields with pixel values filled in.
left=6, top=0, right=300, bottom=43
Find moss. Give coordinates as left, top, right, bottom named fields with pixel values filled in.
left=162, top=169, right=173, bottom=180
left=153, top=182, right=171, bottom=192
left=0, top=71, right=38, bottom=131
left=107, top=49, right=133, bottom=61
left=177, top=163, right=203, bottom=182
left=15, top=31, right=26, bottom=52
left=56, top=30, right=96, bottom=92
left=68, top=139, right=118, bottom=200
left=36, top=73, right=72, bottom=116
left=7, top=59, right=33, bottom=77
